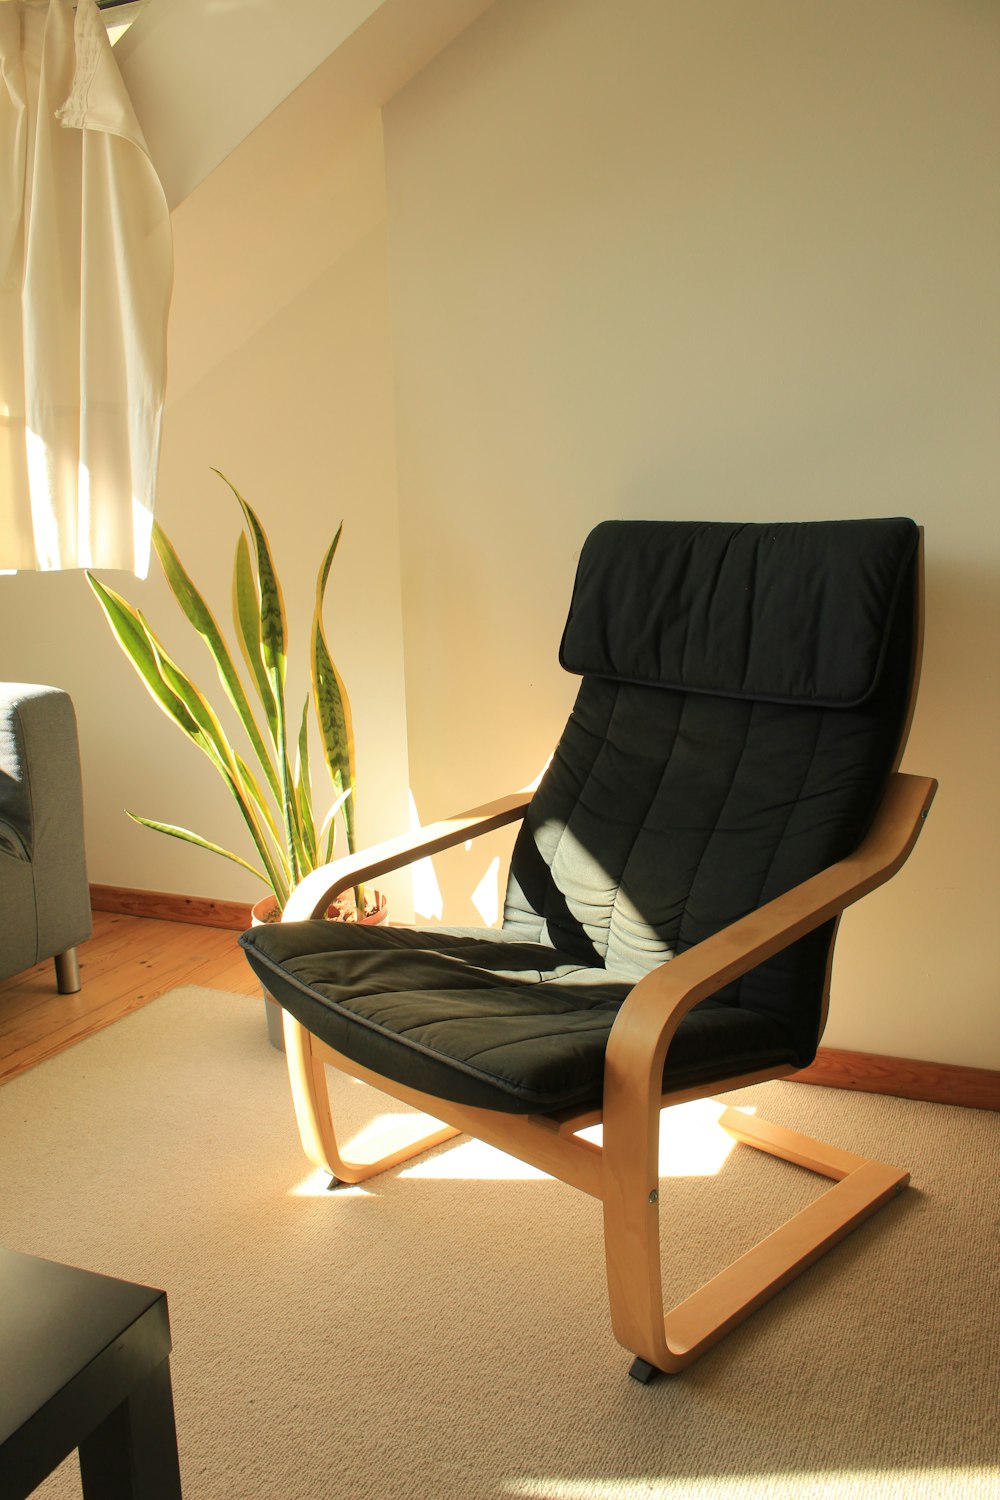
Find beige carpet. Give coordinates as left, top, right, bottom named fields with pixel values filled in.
left=1, top=986, right=997, bottom=1500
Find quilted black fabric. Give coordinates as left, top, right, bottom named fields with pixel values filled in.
left=560, top=518, right=918, bottom=706
left=240, top=518, right=918, bottom=1116
left=241, top=921, right=796, bottom=1113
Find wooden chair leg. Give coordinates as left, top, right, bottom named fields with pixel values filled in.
left=282, top=1011, right=459, bottom=1183
left=603, top=1103, right=909, bottom=1377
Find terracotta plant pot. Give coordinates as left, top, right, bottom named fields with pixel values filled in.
left=252, top=889, right=388, bottom=1051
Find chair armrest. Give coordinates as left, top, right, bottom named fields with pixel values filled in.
left=281, top=791, right=531, bottom=922
left=605, top=772, right=938, bottom=1088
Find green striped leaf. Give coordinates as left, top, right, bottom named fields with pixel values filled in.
left=152, top=523, right=281, bottom=807
left=87, top=574, right=201, bottom=740
left=294, top=696, right=318, bottom=871
left=311, top=525, right=357, bottom=855
left=216, top=472, right=287, bottom=691
left=232, top=529, right=301, bottom=889
left=126, top=814, right=269, bottom=884
left=146, top=627, right=237, bottom=773
left=91, top=572, right=289, bottom=904
left=233, top=532, right=277, bottom=746
left=86, top=579, right=289, bottom=900
left=139, top=632, right=290, bottom=903
left=216, top=472, right=300, bottom=886
left=235, top=752, right=283, bottom=855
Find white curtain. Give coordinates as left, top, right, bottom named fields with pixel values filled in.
left=0, top=0, right=171, bottom=576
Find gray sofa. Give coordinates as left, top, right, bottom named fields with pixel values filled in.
left=0, top=684, right=92, bottom=992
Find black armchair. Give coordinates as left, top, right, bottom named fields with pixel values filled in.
left=240, top=518, right=935, bottom=1378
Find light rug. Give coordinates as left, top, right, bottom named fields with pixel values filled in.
left=0, top=986, right=997, bottom=1500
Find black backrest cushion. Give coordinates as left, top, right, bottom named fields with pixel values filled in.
left=502, top=519, right=917, bottom=1064
left=560, top=518, right=918, bottom=705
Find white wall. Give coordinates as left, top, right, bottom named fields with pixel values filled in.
left=383, top=0, right=1000, bottom=1066
left=0, top=95, right=412, bottom=915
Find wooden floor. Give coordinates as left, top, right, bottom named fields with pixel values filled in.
left=0, top=911, right=259, bottom=1086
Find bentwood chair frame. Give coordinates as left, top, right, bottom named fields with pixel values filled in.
left=256, top=527, right=935, bottom=1379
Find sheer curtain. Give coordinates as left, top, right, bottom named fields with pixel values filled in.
left=0, top=0, right=171, bottom=576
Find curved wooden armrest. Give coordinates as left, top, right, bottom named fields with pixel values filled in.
left=282, top=791, right=531, bottom=922
left=605, top=772, right=938, bottom=1084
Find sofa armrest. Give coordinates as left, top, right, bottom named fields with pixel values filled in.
left=0, top=684, right=92, bottom=979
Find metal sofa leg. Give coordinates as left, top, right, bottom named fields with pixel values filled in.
left=54, top=948, right=81, bottom=994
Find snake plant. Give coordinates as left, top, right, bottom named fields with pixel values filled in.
left=87, top=470, right=362, bottom=912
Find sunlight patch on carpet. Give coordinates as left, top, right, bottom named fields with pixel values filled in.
left=501, top=1464, right=1000, bottom=1499
left=401, top=1135, right=552, bottom=1180
left=399, top=1098, right=749, bottom=1182
left=577, top=1098, right=751, bottom=1179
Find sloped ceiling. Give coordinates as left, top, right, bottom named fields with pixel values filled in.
left=116, top=0, right=497, bottom=210
left=118, top=0, right=497, bottom=401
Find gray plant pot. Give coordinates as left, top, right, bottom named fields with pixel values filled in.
left=263, top=992, right=285, bottom=1052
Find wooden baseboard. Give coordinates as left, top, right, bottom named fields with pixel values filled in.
left=790, top=1046, right=1000, bottom=1112
left=88, top=884, right=998, bottom=1111
left=90, top=884, right=253, bottom=931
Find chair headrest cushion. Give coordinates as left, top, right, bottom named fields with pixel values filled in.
left=559, top=518, right=919, bottom=706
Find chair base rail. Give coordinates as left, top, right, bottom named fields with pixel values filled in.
left=283, top=1015, right=910, bottom=1377
left=653, top=1113, right=908, bottom=1373
left=603, top=1104, right=908, bottom=1378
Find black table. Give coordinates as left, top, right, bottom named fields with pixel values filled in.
left=0, top=1247, right=182, bottom=1499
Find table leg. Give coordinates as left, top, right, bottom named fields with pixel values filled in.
left=77, top=1358, right=182, bottom=1499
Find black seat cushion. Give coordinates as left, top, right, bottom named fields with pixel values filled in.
left=239, top=920, right=798, bottom=1114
